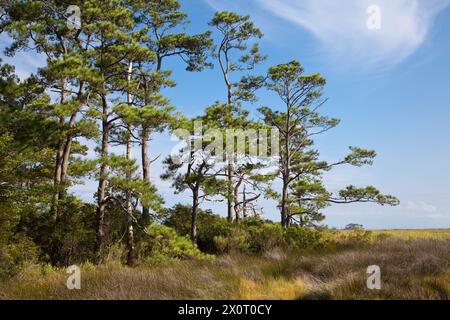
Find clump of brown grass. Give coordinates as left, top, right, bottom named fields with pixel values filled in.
left=299, top=238, right=450, bottom=300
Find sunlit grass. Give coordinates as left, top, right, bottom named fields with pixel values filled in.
left=372, top=229, right=450, bottom=240
left=1, top=234, right=449, bottom=300
left=240, top=277, right=308, bottom=300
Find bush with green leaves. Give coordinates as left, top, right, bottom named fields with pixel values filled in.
left=284, top=227, right=327, bottom=250
left=213, top=227, right=250, bottom=254
left=214, top=220, right=329, bottom=254
left=0, top=235, right=39, bottom=279
left=164, top=204, right=232, bottom=253
left=137, top=225, right=213, bottom=262
left=246, top=223, right=286, bottom=253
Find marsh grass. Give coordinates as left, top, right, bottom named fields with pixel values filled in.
left=0, top=231, right=449, bottom=300
left=372, top=229, right=450, bottom=240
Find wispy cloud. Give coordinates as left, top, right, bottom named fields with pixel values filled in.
left=405, top=200, right=438, bottom=214
left=205, top=0, right=450, bottom=70
left=258, top=0, right=450, bottom=69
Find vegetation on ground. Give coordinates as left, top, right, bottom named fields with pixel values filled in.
left=1, top=230, right=448, bottom=300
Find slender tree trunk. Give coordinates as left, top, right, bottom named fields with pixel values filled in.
left=191, top=188, right=199, bottom=244
left=140, top=56, right=160, bottom=217
left=281, top=181, right=289, bottom=227
left=51, top=79, right=68, bottom=219
left=126, top=129, right=135, bottom=266
left=281, top=103, right=291, bottom=228
left=95, top=96, right=109, bottom=263
left=51, top=137, right=64, bottom=220
left=141, top=127, right=150, bottom=217
left=233, top=181, right=242, bottom=223
left=59, top=136, right=72, bottom=200
left=242, top=184, right=247, bottom=219
left=125, top=61, right=136, bottom=266
left=59, top=83, right=84, bottom=201
left=225, top=74, right=234, bottom=223
left=59, top=118, right=75, bottom=201
left=227, top=163, right=233, bottom=222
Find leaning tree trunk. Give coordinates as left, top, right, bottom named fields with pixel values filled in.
left=59, top=83, right=85, bottom=201
left=59, top=113, right=77, bottom=201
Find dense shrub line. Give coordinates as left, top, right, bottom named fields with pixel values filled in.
left=1, top=203, right=376, bottom=278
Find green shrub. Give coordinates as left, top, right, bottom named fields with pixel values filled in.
left=247, top=223, right=286, bottom=253
left=284, top=227, right=326, bottom=250
left=214, top=222, right=328, bottom=254
left=0, top=235, right=39, bottom=279
left=213, top=227, right=250, bottom=254
left=162, top=204, right=348, bottom=255
left=164, top=204, right=232, bottom=253
left=137, top=225, right=213, bottom=262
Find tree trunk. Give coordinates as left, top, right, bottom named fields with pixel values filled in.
left=281, top=104, right=291, bottom=228
left=233, top=183, right=241, bottom=223
left=51, top=80, right=67, bottom=219
left=59, top=137, right=72, bottom=200
left=227, top=163, right=233, bottom=223
left=59, top=80, right=84, bottom=201
left=141, top=127, right=150, bottom=217
left=94, top=96, right=109, bottom=264
left=281, top=181, right=289, bottom=227
left=126, top=127, right=136, bottom=266
left=51, top=138, right=64, bottom=220
left=225, top=76, right=234, bottom=223
left=191, top=188, right=199, bottom=244
left=125, top=61, right=136, bottom=266
left=242, top=185, right=247, bottom=219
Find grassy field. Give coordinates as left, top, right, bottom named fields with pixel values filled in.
left=371, top=229, right=450, bottom=240
left=1, top=229, right=449, bottom=300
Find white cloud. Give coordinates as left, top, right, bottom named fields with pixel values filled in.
left=258, top=0, right=450, bottom=69
left=405, top=200, right=437, bottom=213
left=205, top=0, right=450, bottom=70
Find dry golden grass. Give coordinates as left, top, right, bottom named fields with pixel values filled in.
left=0, top=231, right=449, bottom=300
left=298, top=238, right=450, bottom=300
left=239, top=278, right=307, bottom=300
left=372, top=229, right=450, bottom=240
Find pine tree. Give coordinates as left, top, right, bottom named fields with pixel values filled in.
left=161, top=117, right=224, bottom=243
left=208, top=11, right=266, bottom=222
left=260, top=61, right=399, bottom=227
left=131, top=0, right=213, bottom=218
left=70, top=0, right=159, bottom=262
left=3, top=0, right=98, bottom=219
left=0, top=60, right=57, bottom=262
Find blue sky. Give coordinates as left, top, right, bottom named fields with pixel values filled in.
left=2, top=0, right=450, bottom=229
